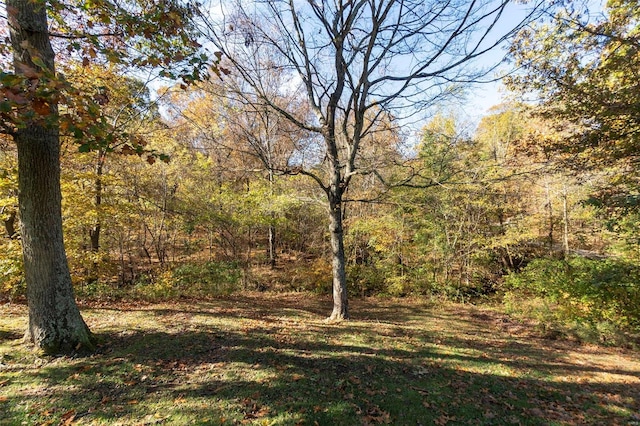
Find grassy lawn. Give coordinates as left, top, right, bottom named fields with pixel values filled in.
left=1, top=293, right=639, bottom=425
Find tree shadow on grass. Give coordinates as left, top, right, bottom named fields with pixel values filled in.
left=86, top=293, right=436, bottom=325
left=0, top=330, right=22, bottom=343
left=3, top=320, right=638, bottom=425
left=85, top=294, right=640, bottom=382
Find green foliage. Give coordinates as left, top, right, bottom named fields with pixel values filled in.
left=128, top=262, right=243, bottom=301
left=347, top=264, right=387, bottom=297
left=506, top=1, right=640, bottom=212
left=172, top=261, right=242, bottom=296
left=505, top=257, right=640, bottom=341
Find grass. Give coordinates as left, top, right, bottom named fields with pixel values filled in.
left=1, top=293, right=639, bottom=425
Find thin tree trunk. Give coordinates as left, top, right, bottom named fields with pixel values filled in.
left=562, top=183, right=569, bottom=258
left=3, top=209, right=17, bottom=239
left=89, top=150, right=105, bottom=252
left=545, top=180, right=554, bottom=254
left=268, top=169, right=276, bottom=269
left=268, top=223, right=276, bottom=269
left=8, top=0, right=93, bottom=353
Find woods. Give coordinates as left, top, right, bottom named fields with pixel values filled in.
left=1, top=0, right=639, bottom=353
left=1, top=1, right=640, bottom=424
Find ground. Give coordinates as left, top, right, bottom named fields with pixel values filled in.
left=1, top=293, right=639, bottom=425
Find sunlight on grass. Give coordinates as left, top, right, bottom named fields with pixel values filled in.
left=1, top=294, right=639, bottom=425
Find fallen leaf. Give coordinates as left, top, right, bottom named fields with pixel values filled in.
left=32, top=99, right=50, bottom=115
left=60, top=409, right=76, bottom=425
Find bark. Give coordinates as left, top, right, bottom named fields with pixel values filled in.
left=562, top=184, right=569, bottom=259
left=268, top=169, right=276, bottom=269
left=89, top=151, right=105, bottom=252
left=8, top=0, right=94, bottom=353
left=89, top=223, right=101, bottom=253
left=3, top=209, right=17, bottom=239
left=327, top=195, right=348, bottom=321
left=268, top=223, right=276, bottom=269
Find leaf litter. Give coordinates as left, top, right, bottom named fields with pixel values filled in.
left=0, top=293, right=639, bottom=425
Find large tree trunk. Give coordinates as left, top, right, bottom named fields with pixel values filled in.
left=327, top=195, right=348, bottom=321
left=8, top=0, right=94, bottom=354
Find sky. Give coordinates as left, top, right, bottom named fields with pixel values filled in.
left=462, top=0, right=606, bottom=125
left=455, top=1, right=546, bottom=127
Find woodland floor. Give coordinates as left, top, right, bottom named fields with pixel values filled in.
left=1, top=293, right=639, bottom=425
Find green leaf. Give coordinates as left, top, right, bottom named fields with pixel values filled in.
left=32, top=57, right=48, bottom=70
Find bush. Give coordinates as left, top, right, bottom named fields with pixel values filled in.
left=172, top=261, right=242, bottom=297
left=287, top=258, right=332, bottom=293
left=504, top=257, right=640, bottom=344
left=128, top=262, right=242, bottom=301
left=347, top=264, right=386, bottom=297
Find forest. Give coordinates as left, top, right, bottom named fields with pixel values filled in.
left=2, top=0, right=639, bottom=347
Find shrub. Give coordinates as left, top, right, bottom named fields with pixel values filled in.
left=172, top=261, right=242, bottom=297
left=127, top=262, right=242, bottom=301
left=286, top=258, right=332, bottom=293
left=347, top=264, right=386, bottom=297
left=505, top=257, right=640, bottom=343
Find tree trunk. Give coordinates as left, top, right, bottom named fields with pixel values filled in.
left=3, top=209, right=17, bottom=239
left=8, top=0, right=94, bottom=353
left=562, top=183, right=569, bottom=259
left=327, top=196, right=349, bottom=321
left=89, top=151, right=105, bottom=252
left=89, top=224, right=101, bottom=253
left=268, top=223, right=276, bottom=269
left=545, top=180, right=554, bottom=254
left=268, top=169, right=276, bottom=269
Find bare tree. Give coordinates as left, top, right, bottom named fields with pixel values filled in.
left=203, top=72, right=309, bottom=269
left=200, top=0, right=545, bottom=320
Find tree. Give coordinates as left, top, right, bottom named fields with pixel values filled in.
left=506, top=0, right=640, bottom=203
left=202, top=0, right=545, bottom=320
left=1, top=0, right=211, bottom=353
left=506, top=0, right=640, bottom=258
left=169, top=72, right=306, bottom=269
left=4, top=0, right=94, bottom=352
left=61, top=65, right=164, bottom=261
